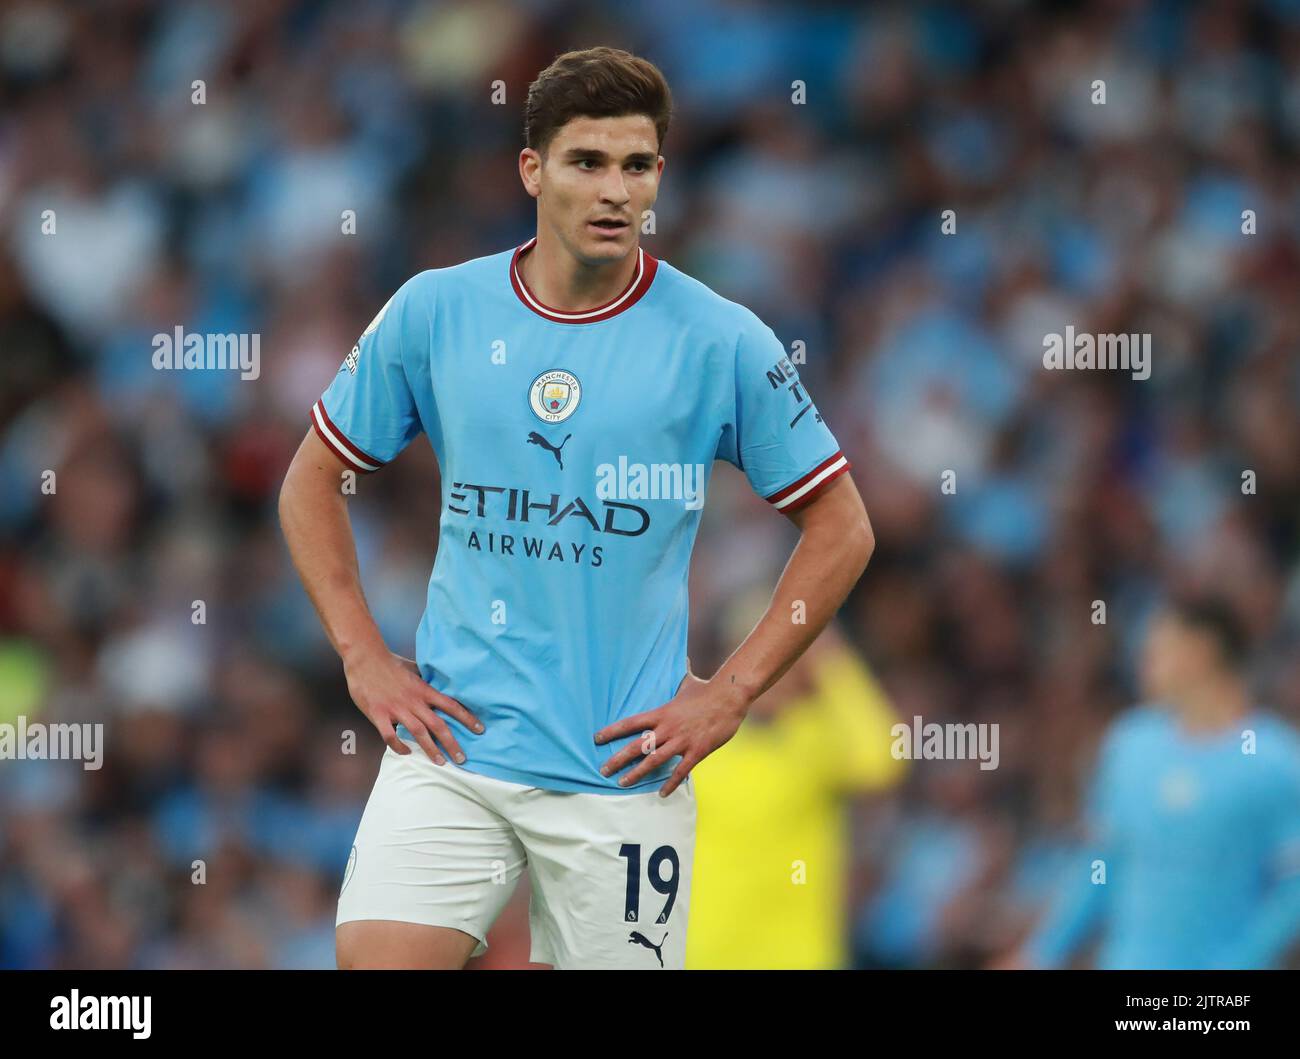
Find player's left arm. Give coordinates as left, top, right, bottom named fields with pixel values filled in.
left=595, top=473, right=872, bottom=796
left=596, top=307, right=875, bottom=796
left=1216, top=874, right=1300, bottom=968
left=713, top=471, right=874, bottom=705
left=1212, top=750, right=1300, bottom=968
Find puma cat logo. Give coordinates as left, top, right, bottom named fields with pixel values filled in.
left=628, top=929, right=667, bottom=967
left=526, top=431, right=571, bottom=469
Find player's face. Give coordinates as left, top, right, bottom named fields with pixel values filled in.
left=1140, top=615, right=1182, bottom=700
left=525, top=114, right=663, bottom=265
left=1140, top=613, right=1213, bottom=701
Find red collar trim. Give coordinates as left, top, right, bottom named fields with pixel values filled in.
left=510, top=237, right=657, bottom=323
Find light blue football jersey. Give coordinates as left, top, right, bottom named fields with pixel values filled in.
left=311, top=238, right=850, bottom=793
left=1026, top=705, right=1300, bottom=968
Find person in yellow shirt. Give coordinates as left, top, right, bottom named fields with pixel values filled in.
left=686, top=603, right=905, bottom=969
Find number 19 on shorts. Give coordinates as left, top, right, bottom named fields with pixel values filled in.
left=618, top=843, right=679, bottom=924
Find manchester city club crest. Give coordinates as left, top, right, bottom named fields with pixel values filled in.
left=529, top=369, right=582, bottom=423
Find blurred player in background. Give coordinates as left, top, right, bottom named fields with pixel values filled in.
left=999, top=597, right=1300, bottom=969
left=686, top=596, right=904, bottom=969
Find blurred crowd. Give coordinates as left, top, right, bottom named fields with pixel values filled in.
left=2, top=0, right=1299, bottom=969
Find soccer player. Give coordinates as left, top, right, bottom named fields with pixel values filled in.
left=278, top=47, right=874, bottom=970
left=1008, top=597, right=1300, bottom=969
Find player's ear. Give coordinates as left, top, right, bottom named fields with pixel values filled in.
left=519, top=148, right=542, bottom=199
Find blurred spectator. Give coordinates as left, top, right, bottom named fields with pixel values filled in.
left=687, top=609, right=905, bottom=969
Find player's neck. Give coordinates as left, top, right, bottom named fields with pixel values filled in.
left=1173, top=674, right=1249, bottom=737
left=519, top=228, right=639, bottom=312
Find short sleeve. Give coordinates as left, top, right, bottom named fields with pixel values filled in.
left=310, top=276, right=426, bottom=473
left=716, top=313, right=850, bottom=514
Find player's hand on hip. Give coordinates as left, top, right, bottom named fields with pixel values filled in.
left=343, top=649, right=484, bottom=765
left=593, top=668, right=748, bottom=796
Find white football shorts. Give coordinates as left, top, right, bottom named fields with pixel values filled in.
left=336, top=737, right=697, bottom=969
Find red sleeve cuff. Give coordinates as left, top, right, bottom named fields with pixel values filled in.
left=310, top=400, right=385, bottom=473
left=764, top=451, right=851, bottom=513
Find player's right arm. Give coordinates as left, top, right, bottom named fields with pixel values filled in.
left=1003, top=725, right=1121, bottom=968
left=279, top=429, right=482, bottom=766
left=279, top=275, right=483, bottom=766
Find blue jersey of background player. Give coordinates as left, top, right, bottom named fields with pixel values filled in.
left=309, top=236, right=851, bottom=794
left=1021, top=598, right=1300, bottom=969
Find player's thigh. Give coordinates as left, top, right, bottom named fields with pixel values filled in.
left=336, top=747, right=526, bottom=968
left=336, top=920, right=480, bottom=970
left=514, top=778, right=697, bottom=970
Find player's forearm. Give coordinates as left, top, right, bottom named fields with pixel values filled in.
left=1023, top=852, right=1109, bottom=968
left=278, top=440, right=388, bottom=665
left=713, top=487, right=873, bottom=709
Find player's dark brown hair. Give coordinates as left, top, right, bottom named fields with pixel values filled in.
left=524, top=47, right=672, bottom=157
left=1168, top=595, right=1250, bottom=669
